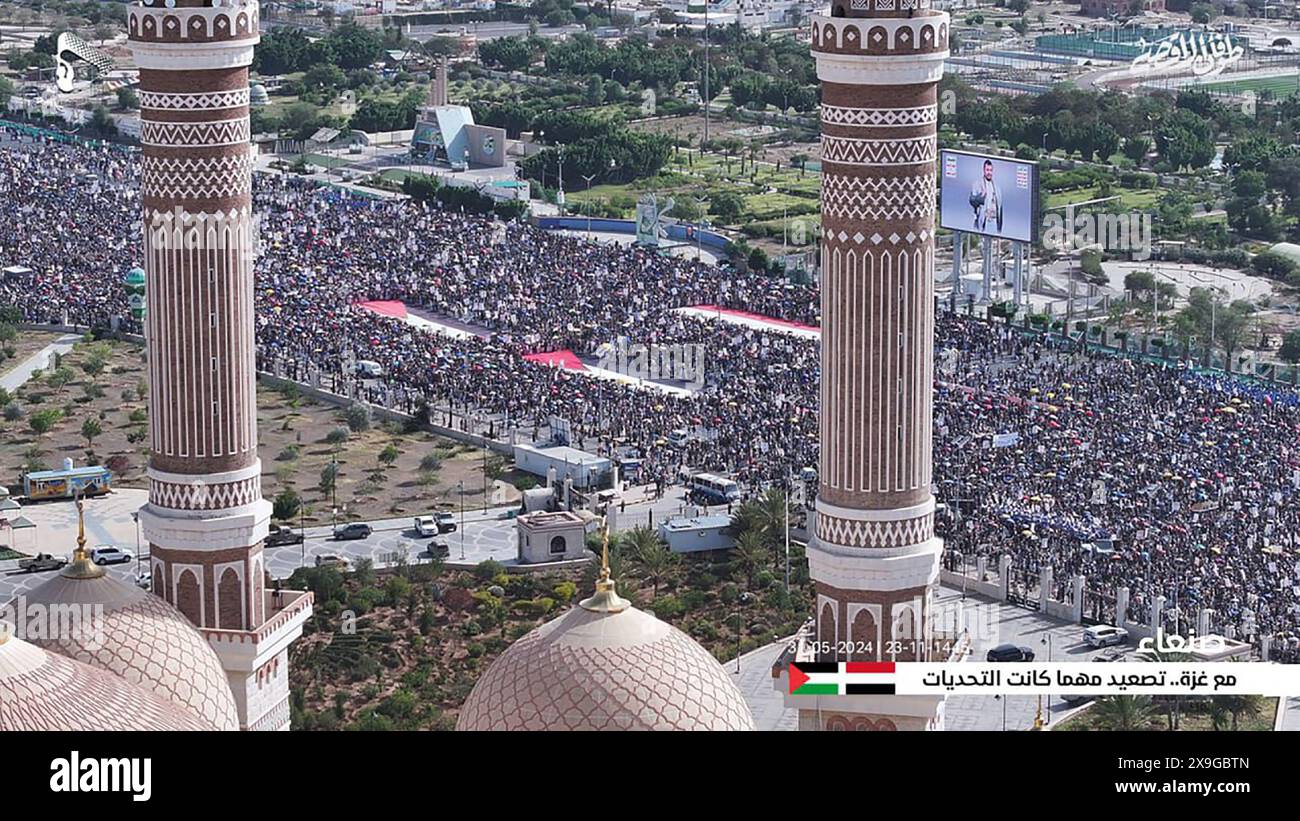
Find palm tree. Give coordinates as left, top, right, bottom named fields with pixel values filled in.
left=755, top=487, right=790, bottom=569
left=732, top=530, right=770, bottom=588
left=1209, top=697, right=1230, bottom=731
left=1093, top=695, right=1156, bottom=731
left=1217, top=694, right=1262, bottom=731
left=1147, top=647, right=1190, bottom=729
left=626, top=527, right=680, bottom=598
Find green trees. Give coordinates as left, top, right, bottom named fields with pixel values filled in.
left=1092, top=695, right=1156, bottom=731
left=478, top=36, right=544, bottom=72
left=1250, top=250, right=1297, bottom=283
left=731, top=530, right=770, bottom=588
left=1155, top=108, right=1215, bottom=171
left=29, top=409, right=63, bottom=436
left=1280, top=329, right=1300, bottom=364
left=274, top=487, right=302, bottom=521
left=1123, top=135, right=1151, bottom=163
left=80, top=417, right=102, bottom=449
left=708, top=190, right=744, bottom=224
left=624, top=525, right=679, bottom=597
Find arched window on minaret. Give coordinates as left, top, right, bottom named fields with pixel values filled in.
left=818, top=601, right=837, bottom=662
left=176, top=569, right=201, bottom=626
left=218, top=568, right=241, bottom=629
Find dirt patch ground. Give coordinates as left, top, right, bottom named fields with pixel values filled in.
left=0, top=329, right=65, bottom=374
left=0, top=333, right=508, bottom=523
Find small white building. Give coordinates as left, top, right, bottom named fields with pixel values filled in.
left=516, top=510, right=589, bottom=564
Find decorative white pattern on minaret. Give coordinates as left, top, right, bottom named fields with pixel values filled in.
left=130, top=0, right=310, bottom=732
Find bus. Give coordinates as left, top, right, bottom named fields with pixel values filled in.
left=22, top=466, right=113, bottom=501
left=687, top=472, right=740, bottom=505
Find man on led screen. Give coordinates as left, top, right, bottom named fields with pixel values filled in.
left=969, top=159, right=1003, bottom=234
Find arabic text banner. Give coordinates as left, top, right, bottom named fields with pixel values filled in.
left=789, top=663, right=1298, bottom=697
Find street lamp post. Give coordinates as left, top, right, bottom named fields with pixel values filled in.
left=556, top=145, right=565, bottom=216
left=581, top=172, right=597, bottom=239
left=459, top=480, right=465, bottom=560
left=693, top=194, right=708, bottom=263
left=1041, top=632, right=1053, bottom=726
left=132, top=511, right=141, bottom=581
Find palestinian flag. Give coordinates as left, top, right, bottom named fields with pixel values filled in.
left=788, top=662, right=896, bottom=695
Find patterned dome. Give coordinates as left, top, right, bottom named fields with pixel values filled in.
left=0, top=632, right=213, bottom=731
left=15, top=564, right=241, bottom=731
left=456, top=603, right=755, bottom=731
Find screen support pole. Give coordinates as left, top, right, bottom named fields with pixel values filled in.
left=1013, top=241, right=1024, bottom=306
left=952, top=230, right=963, bottom=292
left=980, top=235, right=993, bottom=303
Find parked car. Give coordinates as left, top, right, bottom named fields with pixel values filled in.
left=18, top=553, right=67, bottom=572
left=332, top=523, right=372, bottom=541
left=435, top=512, right=457, bottom=533
left=1094, top=647, right=1126, bottom=663
left=986, top=643, right=1035, bottom=662
left=1084, top=624, right=1129, bottom=648
left=264, top=525, right=303, bottom=547
left=90, top=546, right=133, bottom=566
left=135, top=571, right=152, bottom=590
left=422, top=541, right=450, bottom=560
left=314, top=554, right=350, bottom=569
left=1060, top=692, right=1093, bottom=706
left=414, top=516, right=439, bottom=538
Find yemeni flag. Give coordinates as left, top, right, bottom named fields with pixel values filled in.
left=788, top=662, right=896, bottom=695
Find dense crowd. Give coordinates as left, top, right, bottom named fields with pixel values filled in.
left=4, top=130, right=1300, bottom=659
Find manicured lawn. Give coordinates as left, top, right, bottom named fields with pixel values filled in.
left=1200, top=73, right=1300, bottom=98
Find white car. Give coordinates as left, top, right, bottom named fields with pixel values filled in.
left=1084, top=624, right=1129, bottom=648
left=90, top=546, right=134, bottom=566
left=413, top=516, right=438, bottom=538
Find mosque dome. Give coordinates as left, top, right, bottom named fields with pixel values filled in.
left=249, top=83, right=269, bottom=107
left=0, top=631, right=214, bottom=731
left=456, top=538, right=755, bottom=731
left=11, top=501, right=240, bottom=731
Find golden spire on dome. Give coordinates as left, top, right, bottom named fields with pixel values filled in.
left=579, top=521, right=629, bottom=614
left=61, top=492, right=105, bottom=580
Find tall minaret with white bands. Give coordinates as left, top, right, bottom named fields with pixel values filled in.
left=129, top=0, right=311, bottom=731
left=793, top=0, right=949, bottom=731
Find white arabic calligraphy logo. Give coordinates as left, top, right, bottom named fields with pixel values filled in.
left=1131, top=30, right=1244, bottom=79
left=1137, top=627, right=1228, bottom=655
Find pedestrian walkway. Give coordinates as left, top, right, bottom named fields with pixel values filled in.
left=0, top=333, right=81, bottom=392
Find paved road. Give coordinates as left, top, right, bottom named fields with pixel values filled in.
left=735, top=586, right=1143, bottom=731
left=0, top=482, right=749, bottom=602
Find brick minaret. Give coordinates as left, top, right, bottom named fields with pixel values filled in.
left=778, top=1, right=949, bottom=731
left=129, top=0, right=311, bottom=731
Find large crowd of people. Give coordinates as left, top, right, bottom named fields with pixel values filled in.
left=4, top=128, right=1300, bottom=660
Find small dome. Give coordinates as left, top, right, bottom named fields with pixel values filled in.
left=125, top=266, right=145, bottom=285
left=457, top=552, right=754, bottom=731
left=17, top=568, right=241, bottom=731
left=249, top=84, right=269, bottom=106
left=0, top=632, right=213, bottom=731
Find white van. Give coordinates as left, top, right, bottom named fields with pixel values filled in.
left=355, top=360, right=384, bottom=378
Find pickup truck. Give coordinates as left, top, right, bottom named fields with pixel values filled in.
left=18, top=553, right=67, bottom=572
